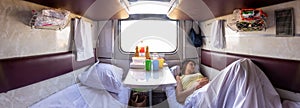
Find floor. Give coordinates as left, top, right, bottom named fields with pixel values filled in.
left=128, top=90, right=169, bottom=108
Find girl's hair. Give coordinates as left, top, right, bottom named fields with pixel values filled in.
left=180, top=59, right=196, bottom=76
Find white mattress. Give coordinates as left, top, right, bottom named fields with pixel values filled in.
left=30, top=83, right=130, bottom=108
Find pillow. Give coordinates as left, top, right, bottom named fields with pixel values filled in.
left=97, top=63, right=123, bottom=82
left=170, top=65, right=181, bottom=77
left=78, top=62, right=124, bottom=93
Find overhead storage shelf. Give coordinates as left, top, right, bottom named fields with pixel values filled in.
left=29, top=9, right=70, bottom=30
left=227, top=9, right=268, bottom=32
left=167, top=0, right=215, bottom=21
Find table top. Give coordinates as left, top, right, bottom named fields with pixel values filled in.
left=123, top=67, right=177, bottom=89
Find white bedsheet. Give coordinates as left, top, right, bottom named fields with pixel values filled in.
left=184, top=58, right=282, bottom=108
left=30, top=84, right=88, bottom=108
left=78, top=84, right=126, bottom=108
left=165, top=86, right=183, bottom=108
left=30, top=84, right=130, bottom=108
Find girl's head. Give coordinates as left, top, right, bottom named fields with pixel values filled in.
left=180, top=59, right=196, bottom=75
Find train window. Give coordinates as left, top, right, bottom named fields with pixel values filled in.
left=120, top=20, right=177, bottom=53
left=119, top=1, right=177, bottom=53
left=128, top=1, right=170, bottom=14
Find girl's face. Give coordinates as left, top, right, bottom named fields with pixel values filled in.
left=185, top=61, right=195, bottom=75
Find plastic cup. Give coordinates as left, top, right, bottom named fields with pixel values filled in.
left=145, top=59, right=152, bottom=71
left=158, top=58, right=164, bottom=68
left=152, top=59, right=159, bottom=71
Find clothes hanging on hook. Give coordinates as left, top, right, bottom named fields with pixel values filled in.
left=188, top=21, right=203, bottom=48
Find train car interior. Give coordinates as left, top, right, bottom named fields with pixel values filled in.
left=0, top=0, right=300, bottom=107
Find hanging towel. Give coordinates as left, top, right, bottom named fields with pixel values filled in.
left=211, top=20, right=226, bottom=49
left=74, top=18, right=94, bottom=61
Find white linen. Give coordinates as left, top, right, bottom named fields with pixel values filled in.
left=276, top=88, right=300, bottom=102
left=165, top=86, right=183, bottom=108
left=30, top=84, right=89, bottom=108
left=184, top=58, right=282, bottom=108
left=78, top=84, right=126, bottom=108
left=170, top=65, right=181, bottom=77
left=282, top=100, right=300, bottom=108
left=30, top=84, right=130, bottom=108
left=78, top=62, right=123, bottom=93
left=211, top=20, right=225, bottom=49
left=74, top=18, right=94, bottom=61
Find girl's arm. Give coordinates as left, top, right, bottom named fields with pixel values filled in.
left=175, top=76, right=195, bottom=104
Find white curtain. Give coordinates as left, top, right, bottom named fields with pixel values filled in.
left=211, top=20, right=226, bottom=49
left=74, top=18, right=94, bottom=61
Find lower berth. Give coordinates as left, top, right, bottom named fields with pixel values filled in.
left=30, top=62, right=131, bottom=108
left=165, top=58, right=300, bottom=108
left=30, top=83, right=130, bottom=108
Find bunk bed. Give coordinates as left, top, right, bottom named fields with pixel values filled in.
left=165, top=49, right=300, bottom=108
left=29, top=62, right=130, bottom=108
left=1, top=49, right=300, bottom=107
left=0, top=51, right=130, bottom=107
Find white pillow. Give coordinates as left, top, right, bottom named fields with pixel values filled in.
left=97, top=63, right=123, bottom=82
left=169, top=65, right=201, bottom=77
left=78, top=62, right=123, bottom=93
left=170, top=65, right=181, bottom=77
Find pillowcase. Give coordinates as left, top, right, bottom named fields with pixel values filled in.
left=97, top=63, right=123, bottom=82
left=169, top=64, right=201, bottom=77
left=170, top=65, right=181, bottom=77
left=78, top=62, right=124, bottom=93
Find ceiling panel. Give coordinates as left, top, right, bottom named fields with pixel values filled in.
left=24, top=0, right=95, bottom=16
left=203, top=0, right=295, bottom=18
left=24, top=0, right=129, bottom=20
left=168, top=0, right=295, bottom=20
left=24, top=0, right=295, bottom=20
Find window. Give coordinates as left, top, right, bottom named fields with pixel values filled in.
left=120, top=19, right=177, bottom=53
left=128, top=1, right=170, bottom=14
left=119, top=1, right=178, bottom=53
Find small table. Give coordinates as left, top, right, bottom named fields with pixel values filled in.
left=123, top=67, right=176, bottom=107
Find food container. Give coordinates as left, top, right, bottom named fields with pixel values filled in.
left=132, top=57, right=146, bottom=64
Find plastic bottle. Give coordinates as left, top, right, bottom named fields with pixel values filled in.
left=145, top=46, right=151, bottom=59
left=134, top=46, right=139, bottom=57
left=138, top=41, right=145, bottom=57
left=139, top=47, right=145, bottom=57
left=152, top=53, right=159, bottom=60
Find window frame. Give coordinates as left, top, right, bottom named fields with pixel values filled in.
left=118, top=14, right=179, bottom=54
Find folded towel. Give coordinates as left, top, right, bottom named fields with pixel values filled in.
left=211, top=20, right=226, bottom=49
left=74, top=18, right=94, bottom=61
